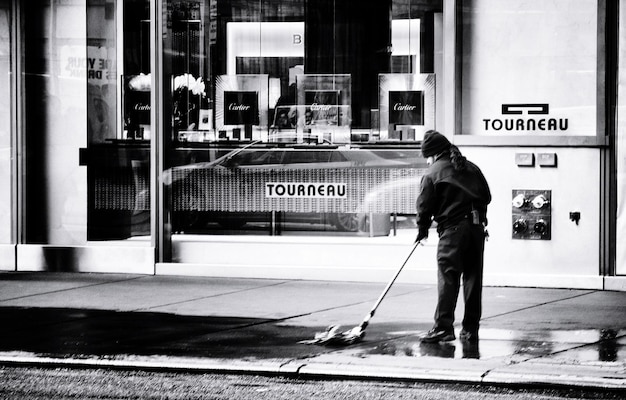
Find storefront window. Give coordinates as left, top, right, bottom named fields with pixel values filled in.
left=162, top=0, right=442, bottom=243
left=459, top=0, right=598, bottom=137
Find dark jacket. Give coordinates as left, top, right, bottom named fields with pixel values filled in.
left=416, top=155, right=491, bottom=232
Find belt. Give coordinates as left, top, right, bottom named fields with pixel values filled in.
left=466, top=211, right=489, bottom=227
left=436, top=211, right=486, bottom=232
left=463, top=212, right=486, bottom=225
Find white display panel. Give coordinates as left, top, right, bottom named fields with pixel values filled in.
left=378, top=73, right=436, bottom=141
left=215, top=74, right=270, bottom=141
left=460, top=0, right=597, bottom=137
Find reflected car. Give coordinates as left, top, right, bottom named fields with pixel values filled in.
left=167, top=141, right=424, bottom=233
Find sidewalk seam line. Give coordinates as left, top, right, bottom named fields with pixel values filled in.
left=482, top=290, right=598, bottom=320
left=134, top=280, right=293, bottom=312
left=0, top=276, right=145, bottom=303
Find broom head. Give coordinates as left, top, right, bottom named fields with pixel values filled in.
left=298, top=325, right=365, bottom=346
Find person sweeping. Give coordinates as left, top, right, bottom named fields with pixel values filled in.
left=416, top=130, right=491, bottom=343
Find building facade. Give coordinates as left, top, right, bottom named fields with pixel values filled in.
left=1, top=0, right=625, bottom=290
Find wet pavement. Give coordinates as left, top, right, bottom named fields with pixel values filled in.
left=0, top=272, right=624, bottom=390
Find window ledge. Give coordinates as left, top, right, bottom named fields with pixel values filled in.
left=452, top=135, right=608, bottom=148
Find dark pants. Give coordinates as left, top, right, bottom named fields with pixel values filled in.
left=433, top=219, right=485, bottom=333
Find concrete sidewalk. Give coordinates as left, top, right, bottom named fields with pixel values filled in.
left=0, top=272, right=624, bottom=390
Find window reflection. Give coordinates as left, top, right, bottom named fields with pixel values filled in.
left=165, top=0, right=442, bottom=237
left=82, top=0, right=152, bottom=241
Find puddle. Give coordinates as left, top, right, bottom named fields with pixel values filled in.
left=361, top=329, right=626, bottom=362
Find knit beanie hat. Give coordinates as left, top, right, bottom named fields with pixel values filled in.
left=421, top=130, right=451, bottom=158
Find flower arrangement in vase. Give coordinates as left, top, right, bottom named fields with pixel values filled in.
left=173, top=73, right=206, bottom=131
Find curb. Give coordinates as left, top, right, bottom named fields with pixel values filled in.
left=0, top=353, right=623, bottom=391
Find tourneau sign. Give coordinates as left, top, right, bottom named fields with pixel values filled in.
left=265, top=182, right=347, bottom=198
left=483, top=103, right=569, bottom=132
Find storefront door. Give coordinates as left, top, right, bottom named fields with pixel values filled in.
left=14, top=0, right=154, bottom=273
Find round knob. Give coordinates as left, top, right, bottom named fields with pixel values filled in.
left=513, top=219, right=528, bottom=234
left=534, top=219, right=548, bottom=235
left=512, top=194, right=527, bottom=208
left=531, top=194, right=549, bottom=209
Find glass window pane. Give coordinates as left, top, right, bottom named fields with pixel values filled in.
left=84, top=0, right=152, bottom=242
left=21, top=0, right=151, bottom=244
left=460, top=0, right=598, bottom=136
left=22, top=0, right=89, bottom=244
left=165, top=0, right=442, bottom=250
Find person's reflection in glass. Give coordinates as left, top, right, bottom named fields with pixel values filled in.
left=276, top=110, right=293, bottom=129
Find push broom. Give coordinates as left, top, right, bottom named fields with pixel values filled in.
left=299, top=241, right=421, bottom=346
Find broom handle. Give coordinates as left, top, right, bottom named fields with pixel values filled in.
left=358, top=241, right=421, bottom=330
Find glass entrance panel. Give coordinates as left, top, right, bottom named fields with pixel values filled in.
left=82, top=0, right=152, bottom=242
left=18, top=0, right=153, bottom=272
left=21, top=0, right=151, bottom=245
left=21, top=0, right=92, bottom=245
left=163, top=0, right=442, bottom=262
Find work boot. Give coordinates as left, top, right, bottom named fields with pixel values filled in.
left=421, top=328, right=455, bottom=343
left=459, top=329, right=479, bottom=342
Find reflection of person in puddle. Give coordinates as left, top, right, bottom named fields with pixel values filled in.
left=599, top=329, right=618, bottom=362
left=461, top=339, right=480, bottom=359
left=418, top=338, right=480, bottom=359
left=415, top=130, right=491, bottom=344
left=419, top=342, right=455, bottom=358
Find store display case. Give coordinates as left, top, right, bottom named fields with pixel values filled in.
left=295, top=74, right=352, bottom=144
left=79, top=142, right=150, bottom=240
left=179, top=73, right=356, bottom=146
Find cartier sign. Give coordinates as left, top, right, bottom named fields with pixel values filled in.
left=224, top=91, right=259, bottom=125
left=389, top=91, right=424, bottom=125
left=228, top=103, right=251, bottom=111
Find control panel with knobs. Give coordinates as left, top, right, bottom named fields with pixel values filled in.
left=512, top=190, right=551, bottom=240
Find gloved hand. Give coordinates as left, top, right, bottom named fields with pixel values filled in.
left=415, top=227, right=429, bottom=243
